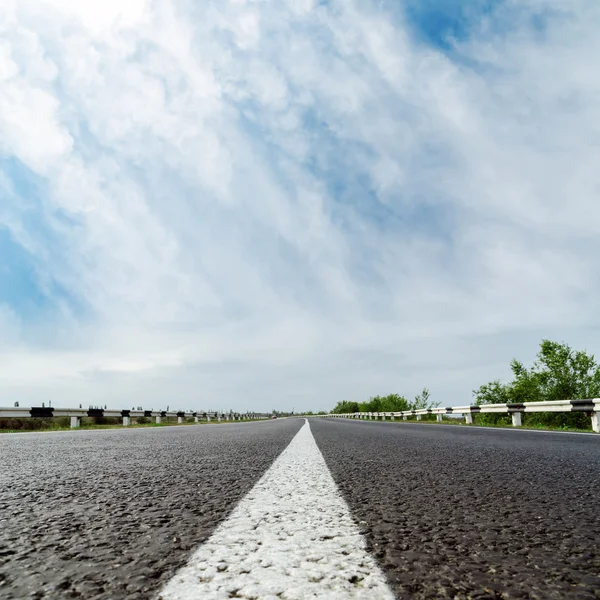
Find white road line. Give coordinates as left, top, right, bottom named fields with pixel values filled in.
left=159, top=420, right=394, bottom=600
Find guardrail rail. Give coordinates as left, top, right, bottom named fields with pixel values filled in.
left=311, top=399, right=600, bottom=432
left=0, top=406, right=270, bottom=428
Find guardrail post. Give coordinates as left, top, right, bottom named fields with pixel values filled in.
left=506, top=404, right=524, bottom=426
left=178, top=416, right=183, bottom=424
left=218, top=414, right=221, bottom=422
left=207, top=415, right=211, bottom=422
left=70, top=416, right=81, bottom=428
left=591, top=412, right=599, bottom=433
left=465, top=413, right=473, bottom=424
left=436, top=414, right=443, bottom=422
left=156, top=415, right=161, bottom=424
left=403, top=415, right=407, bottom=421
left=123, top=416, right=130, bottom=427
left=416, top=415, right=421, bottom=420
left=194, top=416, right=199, bottom=423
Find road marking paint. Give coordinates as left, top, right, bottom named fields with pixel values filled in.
left=159, top=419, right=394, bottom=600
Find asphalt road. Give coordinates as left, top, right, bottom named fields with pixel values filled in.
left=0, top=420, right=303, bottom=599
left=310, top=419, right=600, bottom=600
left=1, top=418, right=599, bottom=599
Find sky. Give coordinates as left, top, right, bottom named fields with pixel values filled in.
left=1, top=0, right=599, bottom=413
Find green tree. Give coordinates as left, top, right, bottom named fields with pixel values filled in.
left=411, top=387, right=437, bottom=409
left=331, top=400, right=360, bottom=414
left=473, top=379, right=511, bottom=405
left=333, top=391, right=434, bottom=414
left=380, top=394, right=411, bottom=411
left=473, top=340, right=600, bottom=429
left=365, top=396, right=382, bottom=412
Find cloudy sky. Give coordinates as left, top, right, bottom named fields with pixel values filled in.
left=1, top=0, right=599, bottom=413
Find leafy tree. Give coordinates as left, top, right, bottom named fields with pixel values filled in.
left=332, top=400, right=360, bottom=414
left=474, top=340, right=600, bottom=405
left=534, top=340, right=600, bottom=399
left=361, top=396, right=382, bottom=412
left=473, top=340, right=600, bottom=429
left=412, top=387, right=438, bottom=409
left=473, top=379, right=511, bottom=405
left=380, top=394, right=411, bottom=412
left=332, top=391, right=435, bottom=414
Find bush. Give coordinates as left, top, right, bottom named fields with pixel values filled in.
left=0, top=417, right=62, bottom=430
left=473, top=340, right=600, bottom=430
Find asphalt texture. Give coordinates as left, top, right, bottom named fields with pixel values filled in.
left=0, top=420, right=302, bottom=599
left=310, top=419, right=600, bottom=600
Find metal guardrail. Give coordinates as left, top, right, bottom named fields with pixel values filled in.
left=0, top=406, right=270, bottom=428
left=315, top=399, right=600, bottom=432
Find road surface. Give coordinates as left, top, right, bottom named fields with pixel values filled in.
left=1, top=419, right=598, bottom=599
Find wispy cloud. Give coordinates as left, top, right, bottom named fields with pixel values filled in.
left=1, top=0, right=599, bottom=411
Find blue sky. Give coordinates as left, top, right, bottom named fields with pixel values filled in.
left=403, top=0, right=502, bottom=48
left=1, top=0, right=599, bottom=411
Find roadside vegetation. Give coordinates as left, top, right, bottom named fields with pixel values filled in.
left=329, top=340, right=600, bottom=431
left=331, top=388, right=438, bottom=415
left=0, top=416, right=260, bottom=433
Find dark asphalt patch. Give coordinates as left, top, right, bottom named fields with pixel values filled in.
left=0, top=420, right=302, bottom=599
left=310, top=419, right=600, bottom=600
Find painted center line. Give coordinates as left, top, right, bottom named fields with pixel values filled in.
left=158, top=420, right=394, bottom=600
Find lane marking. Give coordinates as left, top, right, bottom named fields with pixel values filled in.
left=159, top=420, right=394, bottom=600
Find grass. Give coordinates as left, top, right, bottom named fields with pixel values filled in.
left=0, top=418, right=264, bottom=434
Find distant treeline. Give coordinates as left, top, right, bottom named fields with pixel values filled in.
left=330, top=340, right=600, bottom=431
left=331, top=388, right=436, bottom=415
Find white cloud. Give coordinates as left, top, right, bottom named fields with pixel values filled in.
left=1, top=0, right=599, bottom=411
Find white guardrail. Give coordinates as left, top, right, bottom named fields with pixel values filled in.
left=0, top=406, right=270, bottom=428
left=317, top=399, right=600, bottom=433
